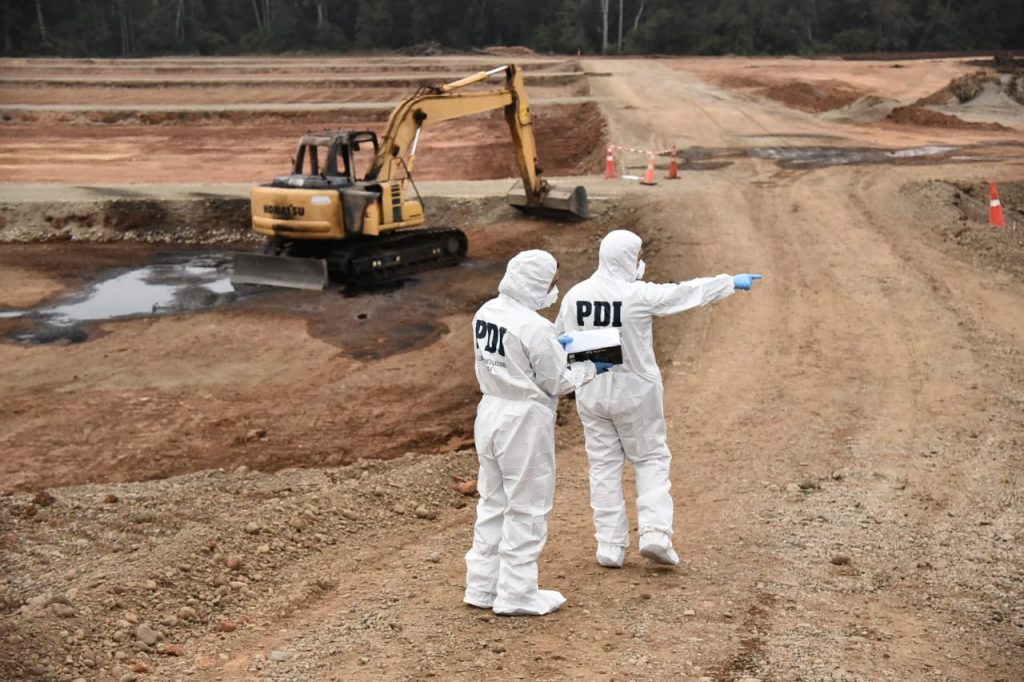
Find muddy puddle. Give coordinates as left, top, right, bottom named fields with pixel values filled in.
left=672, top=143, right=981, bottom=170
left=748, top=144, right=963, bottom=167
left=0, top=246, right=465, bottom=355
left=0, top=253, right=240, bottom=344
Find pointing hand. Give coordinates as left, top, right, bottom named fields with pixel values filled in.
left=733, top=274, right=763, bottom=291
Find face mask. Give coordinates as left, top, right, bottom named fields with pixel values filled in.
left=635, top=259, right=646, bottom=280
left=542, top=285, right=559, bottom=309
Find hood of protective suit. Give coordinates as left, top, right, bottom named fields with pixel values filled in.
left=596, top=229, right=643, bottom=282
left=498, top=249, right=557, bottom=310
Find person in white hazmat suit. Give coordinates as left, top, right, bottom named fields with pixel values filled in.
left=465, top=249, right=609, bottom=616
left=555, top=229, right=762, bottom=568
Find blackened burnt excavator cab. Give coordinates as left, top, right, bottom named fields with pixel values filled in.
left=231, top=64, right=589, bottom=290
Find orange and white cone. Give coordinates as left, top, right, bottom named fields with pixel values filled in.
left=666, top=145, right=679, bottom=180
left=604, top=145, right=618, bottom=180
left=989, top=182, right=1006, bottom=228
left=640, top=150, right=657, bottom=186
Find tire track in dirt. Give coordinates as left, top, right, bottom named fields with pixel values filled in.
left=541, top=58, right=1021, bottom=679
left=723, top=162, right=1024, bottom=678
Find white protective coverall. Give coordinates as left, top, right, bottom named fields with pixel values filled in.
left=555, top=230, right=735, bottom=566
left=465, top=250, right=597, bottom=616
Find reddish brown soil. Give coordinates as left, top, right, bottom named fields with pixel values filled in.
left=0, top=103, right=604, bottom=184
left=0, top=59, right=598, bottom=184
left=761, top=80, right=864, bottom=112
left=0, top=81, right=587, bottom=106
left=711, top=73, right=865, bottom=112
left=2, top=107, right=604, bottom=187
left=0, top=212, right=576, bottom=491
left=887, top=104, right=1009, bottom=129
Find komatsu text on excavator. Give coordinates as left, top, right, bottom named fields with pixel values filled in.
left=231, top=64, right=589, bottom=290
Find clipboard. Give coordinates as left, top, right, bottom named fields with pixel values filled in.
left=565, top=328, right=623, bottom=365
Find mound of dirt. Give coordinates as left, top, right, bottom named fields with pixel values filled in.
left=820, top=94, right=899, bottom=124
left=1007, top=74, right=1024, bottom=104
left=712, top=75, right=864, bottom=113
left=908, top=180, right=1024, bottom=282
left=480, top=45, right=538, bottom=57
left=398, top=41, right=463, bottom=57
left=906, top=72, right=1023, bottom=129
left=761, top=80, right=864, bottom=113
left=917, top=71, right=1001, bottom=105
left=886, top=105, right=1008, bottom=130
left=0, top=197, right=252, bottom=243
left=966, top=51, right=1024, bottom=73
left=715, top=74, right=766, bottom=90
left=917, top=71, right=1023, bottom=107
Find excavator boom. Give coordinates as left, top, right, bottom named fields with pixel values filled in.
left=368, top=64, right=588, bottom=218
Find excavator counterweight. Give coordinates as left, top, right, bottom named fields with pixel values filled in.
left=231, top=65, right=588, bottom=290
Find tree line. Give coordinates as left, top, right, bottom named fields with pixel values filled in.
left=4, top=0, right=1022, bottom=58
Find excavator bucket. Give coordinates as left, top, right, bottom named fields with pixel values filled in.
left=230, top=253, right=328, bottom=290
left=506, top=181, right=590, bottom=220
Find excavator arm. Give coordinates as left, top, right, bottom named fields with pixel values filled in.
left=366, top=65, right=587, bottom=218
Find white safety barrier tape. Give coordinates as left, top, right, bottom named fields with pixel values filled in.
left=605, top=143, right=680, bottom=183
left=611, top=144, right=675, bottom=156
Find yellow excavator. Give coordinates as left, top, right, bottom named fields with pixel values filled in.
left=231, top=64, right=589, bottom=289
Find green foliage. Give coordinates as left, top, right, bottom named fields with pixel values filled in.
left=311, top=23, right=350, bottom=52
left=1, top=0, right=1021, bottom=56
left=831, top=27, right=875, bottom=52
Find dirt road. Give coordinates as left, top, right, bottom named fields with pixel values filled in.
left=1, top=56, right=1022, bottom=681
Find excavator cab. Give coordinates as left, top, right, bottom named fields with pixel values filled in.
left=270, top=131, right=380, bottom=190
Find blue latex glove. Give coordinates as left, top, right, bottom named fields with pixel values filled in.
left=733, top=273, right=763, bottom=291
left=556, top=334, right=573, bottom=349
left=594, top=361, right=614, bottom=374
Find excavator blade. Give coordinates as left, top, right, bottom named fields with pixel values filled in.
left=506, top=181, right=590, bottom=220
left=230, top=252, right=328, bottom=290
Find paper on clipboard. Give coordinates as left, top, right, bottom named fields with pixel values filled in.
left=564, top=328, right=623, bottom=365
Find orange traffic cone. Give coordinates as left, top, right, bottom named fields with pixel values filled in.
left=604, top=145, right=618, bottom=180
left=640, top=150, right=657, bottom=186
left=666, top=145, right=679, bottom=180
left=989, top=182, right=1006, bottom=228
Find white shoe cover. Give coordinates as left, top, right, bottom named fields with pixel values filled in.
left=596, top=543, right=626, bottom=568
left=639, top=531, right=679, bottom=565
left=493, top=589, right=566, bottom=616
left=463, top=590, right=495, bottom=609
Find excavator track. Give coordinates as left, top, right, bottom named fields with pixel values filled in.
left=328, top=227, right=468, bottom=286
left=262, top=227, right=468, bottom=288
